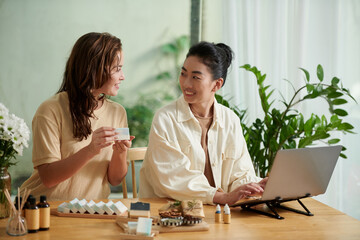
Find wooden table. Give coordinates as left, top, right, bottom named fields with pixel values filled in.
left=0, top=197, right=359, bottom=239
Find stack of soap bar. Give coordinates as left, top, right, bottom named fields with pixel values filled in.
left=103, top=201, right=115, bottom=215
left=58, top=202, right=71, bottom=213
left=112, top=201, right=128, bottom=215
left=129, top=202, right=150, bottom=218
left=74, top=198, right=87, bottom=214
left=57, top=199, right=128, bottom=215
left=69, top=198, right=81, bottom=213
left=83, top=200, right=96, bottom=214
left=93, top=201, right=105, bottom=215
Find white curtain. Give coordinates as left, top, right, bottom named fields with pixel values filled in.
left=218, top=0, right=360, bottom=220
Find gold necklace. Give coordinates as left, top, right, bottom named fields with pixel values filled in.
left=190, top=105, right=213, bottom=118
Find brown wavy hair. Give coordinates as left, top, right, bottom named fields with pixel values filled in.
left=57, top=32, right=122, bottom=140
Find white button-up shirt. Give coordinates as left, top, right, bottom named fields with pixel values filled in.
left=139, top=96, right=261, bottom=204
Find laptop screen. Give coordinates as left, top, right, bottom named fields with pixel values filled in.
left=261, top=145, right=342, bottom=201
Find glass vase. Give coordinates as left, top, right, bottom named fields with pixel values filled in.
left=6, top=212, right=28, bottom=236
left=0, top=167, right=11, bottom=218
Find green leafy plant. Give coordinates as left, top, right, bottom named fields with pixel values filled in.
left=217, top=64, right=356, bottom=178
left=111, top=93, right=173, bottom=148
left=156, top=35, right=190, bottom=96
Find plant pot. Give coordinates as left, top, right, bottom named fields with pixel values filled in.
left=0, top=167, right=11, bottom=218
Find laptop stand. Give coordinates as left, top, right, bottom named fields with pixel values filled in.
left=240, top=194, right=313, bottom=220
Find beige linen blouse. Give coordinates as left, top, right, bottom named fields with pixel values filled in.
left=20, top=92, right=128, bottom=201
left=139, top=96, right=261, bottom=204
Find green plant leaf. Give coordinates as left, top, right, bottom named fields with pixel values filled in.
left=162, top=43, right=177, bottom=54
left=331, top=77, right=340, bottom=86
left=316, top=84, right=324, bottom=93
left=297, top=114, right=305, bottom=131
left=328, top=139, right=340, bottom=144
left=266, top=89, right=275, bottom=102
left=314, top=115, right=321, bottom=127
left=300, top=68, right=310, bottom=82
left=299, top=137, right=313, bottom=148
left=156, top=71, right=172, bottom=80
left=240, top=64, right=251, bottom=70
left=340, top=153, right=347, bottom=159
left=259, top=74, right=267, bottom=84
left=338, top=122, right=354, bottom=131
left=334, top=109, right=348, bottom=116
left=304, top=118, right=314, bottom=136
left=289, top=140, right=297, bottom=149
left=317, top=64, right=324, bottom=82
left=332, top=99, right=348, bottom=105
left=328, top=91, right=343, bottom=98
left=304, top=88, right=320, bottom=99
left=330, top=114, right=340, bottom=123
left=250, top=66, right=259, bottom=75
left=263, top=85, right=271, bottom=91
left=321, top=115, right=328, bottom=126
left=306, top=84, right=315, bottom=92
left=176, top=35, right=190, bottom=49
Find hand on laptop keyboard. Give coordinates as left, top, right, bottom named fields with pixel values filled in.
left=213, top=181, right=266, bottom=205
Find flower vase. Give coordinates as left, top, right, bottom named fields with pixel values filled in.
left=0, top=167, right=11, bottom=218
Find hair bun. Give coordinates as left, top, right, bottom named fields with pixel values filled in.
left=215, top=43, right=233, bottom=69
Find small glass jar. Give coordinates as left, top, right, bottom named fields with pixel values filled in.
left=6, top=212, right=28, bottom=236
left=0, top=167, right=11, bottom=219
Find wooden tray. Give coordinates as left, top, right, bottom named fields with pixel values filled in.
left=51, top=208, right=128, bottom=219
left=116, top=216, right=159, bottom=224
left=152, top=222, right=209, bottom=233
left=118, top=233, right=155, bottom=240
left=116, top=216, right=209, bottom=233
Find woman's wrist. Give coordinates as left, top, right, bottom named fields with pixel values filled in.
left=84, top=144, right=98, bottom=159
left=213, top=191, right=228, bottom=205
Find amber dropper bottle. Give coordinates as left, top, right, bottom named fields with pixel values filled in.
left=37, top=195, right=50, bottom=231
left=25, top=196, right=39, bottom=233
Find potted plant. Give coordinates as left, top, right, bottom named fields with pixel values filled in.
left=216, top=64, right=356, bottom=178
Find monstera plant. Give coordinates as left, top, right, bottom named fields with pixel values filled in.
left=216, top=64, right=356, bottom=178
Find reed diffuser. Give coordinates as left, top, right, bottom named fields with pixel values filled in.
left=4, top=188, right=31, bottom=236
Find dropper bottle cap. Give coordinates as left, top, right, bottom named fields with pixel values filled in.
left=216, top=204, right=221, bottom=213
left=40, top=195, right=47, bottom=202
left=224, top=204, right=230, bottom=215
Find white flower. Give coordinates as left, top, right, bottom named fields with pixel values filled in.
left=0, top=103, right=30, bottom=165
left=0, top=103, right=9, bottom=126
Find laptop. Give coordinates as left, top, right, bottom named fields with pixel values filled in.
left=231, top=145, right=343, bottom=207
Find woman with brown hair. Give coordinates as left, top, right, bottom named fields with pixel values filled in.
left=21, top=32, right=133, bottom=201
